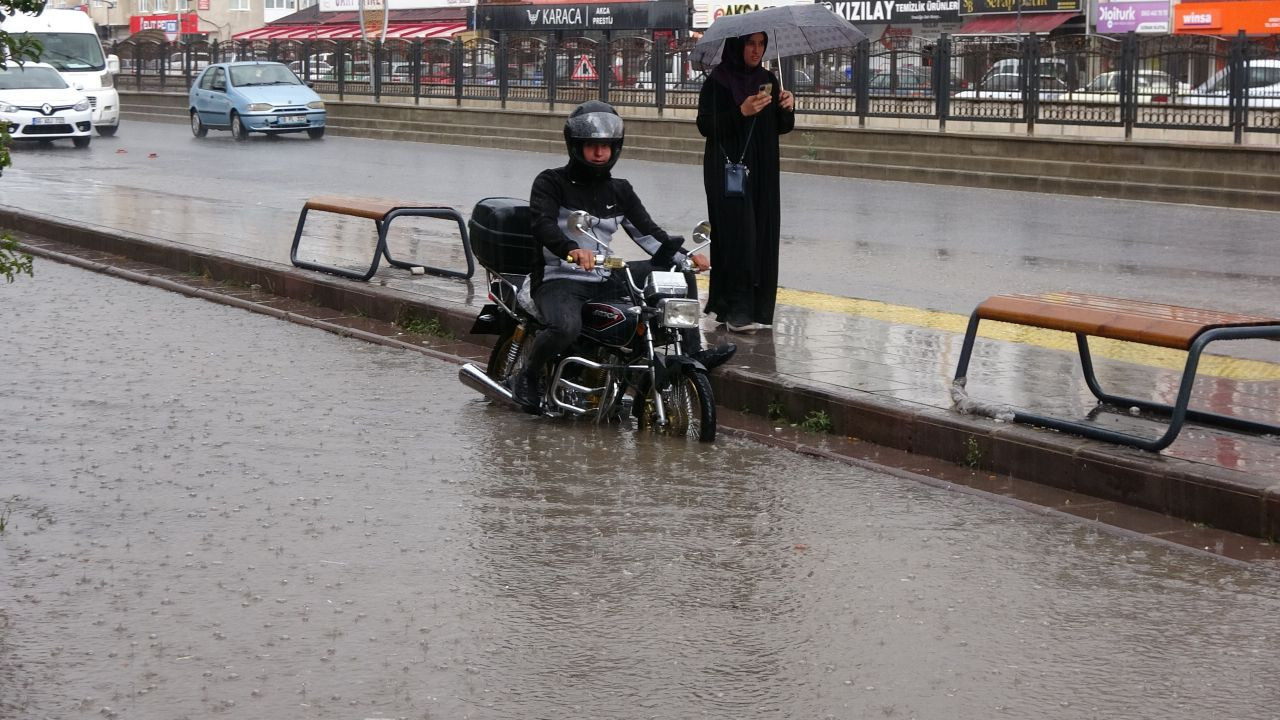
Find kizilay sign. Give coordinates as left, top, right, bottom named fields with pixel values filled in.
left=822, top=0, right=960, bottom=23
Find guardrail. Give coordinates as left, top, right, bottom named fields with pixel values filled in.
left=112, top=30, right=1280, bottom=144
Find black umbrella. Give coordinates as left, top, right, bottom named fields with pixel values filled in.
left=691, top=4, right=869, bottom=86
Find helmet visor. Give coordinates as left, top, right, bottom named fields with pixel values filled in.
left=566, top=112, right=624, bottom=141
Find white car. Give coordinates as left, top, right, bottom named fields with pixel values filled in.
left=1182, top=59, right=1280, bottom=108
left=0, top=61, right=93, bottom=147
left=954, top=73, right=1069, bottom=100
left=1063, top=70, right=1185, bottom=104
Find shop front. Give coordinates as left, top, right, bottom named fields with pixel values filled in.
left=954, top=0, right=1084, bottom=35
left=1173, top=0, right=1280, bottom=35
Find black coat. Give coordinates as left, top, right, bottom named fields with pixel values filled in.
left=696, top=70, right=794, bottom=326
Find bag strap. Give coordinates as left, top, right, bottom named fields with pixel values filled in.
left=714, top=86, right=758, bottom=165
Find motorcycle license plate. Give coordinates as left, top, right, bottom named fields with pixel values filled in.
left=33, top=116, right=64, bottom=125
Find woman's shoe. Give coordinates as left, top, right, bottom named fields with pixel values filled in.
left=726, top=322, right=756, bottom=332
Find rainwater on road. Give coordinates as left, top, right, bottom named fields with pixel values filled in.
left=3, top=257, right=1279, bottom=719
left=3, top=119, right=1278, bottom=317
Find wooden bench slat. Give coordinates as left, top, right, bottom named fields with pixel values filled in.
left=977, top=293, right=1280, bottom=350
left=304, top=195, right=402, bottom=221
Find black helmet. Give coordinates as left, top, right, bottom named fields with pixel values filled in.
left=564, top=100, right=624, bottom=176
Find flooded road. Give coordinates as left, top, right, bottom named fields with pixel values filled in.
left=3, top=260, right=1279, bottom=720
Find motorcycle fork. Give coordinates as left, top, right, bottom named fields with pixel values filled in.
left=642, top=329, right=668, bottom=427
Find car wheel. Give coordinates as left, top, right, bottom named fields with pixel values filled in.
left=96, top=124, right=118, bottom=137
left=307, top=127, right=325, bottom=139
left=190, top=111, right=207, bottom=138
left=73, top=135, right=91, bottom=149
left=230, top=112, right=248, bottom=141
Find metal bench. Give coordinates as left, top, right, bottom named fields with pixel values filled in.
left=952, top=292, right=1280, bottom=452
left=290, top=195, right=474, bottom=281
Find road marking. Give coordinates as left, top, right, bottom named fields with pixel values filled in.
left=694, top=278, right=1280, bottom=382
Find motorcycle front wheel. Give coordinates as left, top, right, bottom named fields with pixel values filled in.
left=639, top=369, right=716, bottom=442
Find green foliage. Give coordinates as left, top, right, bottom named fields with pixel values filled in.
left=1, top=0, right=48, bottom=67
left=0, top=502, right=10, bottom=534
left=767, top=399, right=787, bottom=421
left=1, top=1, right=47, bottom=283
left=1, top=234, right=33, bottom=282
left=799, top=410, right=834, bottom=434
left=964, top=436, right=982, bottom=469
left=801, top=131, right=819, bottom=161
left=398, top=312, right=455, bottom=340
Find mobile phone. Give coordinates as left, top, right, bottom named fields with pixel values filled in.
left=759, top=82, right=773, bottom=95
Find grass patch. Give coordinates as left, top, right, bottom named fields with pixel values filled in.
left=398, top=312, right=455, bottom=340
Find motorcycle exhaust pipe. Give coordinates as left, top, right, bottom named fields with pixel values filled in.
left=458, top=363, right=521, bottom=409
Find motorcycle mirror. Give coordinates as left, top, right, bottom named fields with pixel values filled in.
left=568, top=210, right=596, bottom=237
left=692, top=220, right=712, bottom=246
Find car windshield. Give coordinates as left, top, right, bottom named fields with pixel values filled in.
left=229, top=64, right=302, bottom=87
left=984, top=75, right=1020, bottom=91
left=0, top=65, right=69, bottom=89
left=26, top=32, right=106, bottom=71
left=1085, top=73, right=1118, bottom=91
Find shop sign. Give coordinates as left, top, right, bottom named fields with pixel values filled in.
left=823, top=0, right=960, bottom=24
left=961, top=0, right=1080, bottom=14
left=128, top=13, right=199, bottom=38
left=1174, top=0, right=1280, bottom=34
left=1095, top=0, right=1169, bottom=33
left=477, top=1, right=686, bottom=30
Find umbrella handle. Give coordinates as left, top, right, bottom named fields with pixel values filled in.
left=773, top=45, right=785, bottom=93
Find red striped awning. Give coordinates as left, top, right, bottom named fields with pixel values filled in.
left=953, top=12, right=1078, bottom=35
left=233, top=22, right=466, bottom=41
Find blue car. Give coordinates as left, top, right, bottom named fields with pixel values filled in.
left=188, top=61, right=326, bottom=140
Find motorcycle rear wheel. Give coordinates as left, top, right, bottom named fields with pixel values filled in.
left=639, top=370, right=716, bottom=442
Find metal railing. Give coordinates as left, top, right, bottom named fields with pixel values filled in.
left=113, top=31, right=1280, bottom=144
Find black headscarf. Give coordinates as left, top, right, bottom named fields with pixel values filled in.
left=710, top=33, right=772, bottom=106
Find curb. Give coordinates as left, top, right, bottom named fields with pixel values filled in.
left=3, top=205, right=1276, bottom=541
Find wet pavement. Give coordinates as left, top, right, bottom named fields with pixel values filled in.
left=2, top=120, right=1279, bottom=529
left=4, top=260, right=1280, bottom=720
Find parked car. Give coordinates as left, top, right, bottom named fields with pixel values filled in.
left=867, top=66, right=966, bottom=97
left=288, top=60, right=335, bottom=80
left=1182, top=59, right=1280, bottom=108
left=166, top=52, right=211, bottom=75
left=0, top=61, right=93, bottom=147
left=982, top=57, right=1071, bottom=85
left=1063, top=70, right=1183, bottom=104
left=954, top=73, right=1069, bottom=100
left=188, top=61, right=326, bottom=140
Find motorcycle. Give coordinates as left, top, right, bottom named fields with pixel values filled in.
left=458, top=197, right=718, bottom=442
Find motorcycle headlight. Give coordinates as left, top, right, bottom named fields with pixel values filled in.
left=658, top=298, right=701, bottom=329
left=245, top=103, right=273, bottom=112
left=73, top=98, right=91, bottom=112
left=306, top=100, right=325, bottom=110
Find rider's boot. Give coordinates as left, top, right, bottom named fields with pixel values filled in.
left=692, top=342, right=737, bottom=372
left=509, top=371, right=543, bottom=415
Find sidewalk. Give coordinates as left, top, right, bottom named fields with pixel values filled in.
left=3, top=203, right=1278, bottom=542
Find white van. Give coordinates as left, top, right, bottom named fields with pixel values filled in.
left=0, top=8, right=121, bottom=136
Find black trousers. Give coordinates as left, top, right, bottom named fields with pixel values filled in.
left=521, top=265, right=701, bottom=383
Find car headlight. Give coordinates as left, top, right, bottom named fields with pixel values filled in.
left=658, top=298, right=701, bottom=329
left=73, top=98, right=91, bottom=112
left=307, top=100, right=325, bottom=110
left=245, top=103, right=273, bottom=112
left=0, top=101, right=17, bottom=113
left=100, top=71, right=113, bottom=88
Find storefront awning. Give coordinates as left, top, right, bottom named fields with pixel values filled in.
left=953, top=11, right=1078, bottom=35
left=232, top=22, right=467, bottom=41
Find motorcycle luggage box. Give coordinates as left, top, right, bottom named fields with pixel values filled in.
left=469, top=197, right=539, bottom=275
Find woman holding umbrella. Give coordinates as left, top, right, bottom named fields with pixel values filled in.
left=697, top=32, right=794, bottom=332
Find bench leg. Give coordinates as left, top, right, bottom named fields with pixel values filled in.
left=379, top=208, right=475, bottom=280
left=290, top=210, right=386, bottom=282
left=1078, top=329, right=1280, bottom=437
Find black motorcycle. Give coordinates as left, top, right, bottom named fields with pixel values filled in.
left=458, top=197, right=717, bottom=442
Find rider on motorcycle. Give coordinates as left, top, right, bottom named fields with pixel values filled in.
left=510, top=100, right=737, bottom=413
